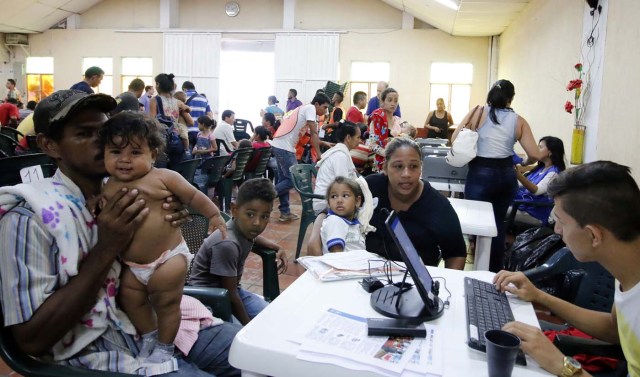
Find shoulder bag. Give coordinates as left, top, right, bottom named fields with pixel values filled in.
left=445, top=105, right=484, bottom=167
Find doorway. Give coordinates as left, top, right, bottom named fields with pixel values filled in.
left=219, top=40, right=275, bottom=134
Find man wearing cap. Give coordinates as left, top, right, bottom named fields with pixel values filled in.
left=112, top=78, right=146, bottom=115
left=181, top=81, right=213, bottom=121
left=0, top=89, right=240, bottom=376
left=261, top=95, right=284, bottom=118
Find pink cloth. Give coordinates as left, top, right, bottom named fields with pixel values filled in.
left=175, top=295, right=223, bottom=355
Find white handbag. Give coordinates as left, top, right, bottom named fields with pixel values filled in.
left=446, top=105, right=484, bottom=167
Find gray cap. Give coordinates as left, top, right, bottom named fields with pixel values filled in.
left=34, top=90, right=116, bottom=135
left=112, top=92, right=141, bottom=115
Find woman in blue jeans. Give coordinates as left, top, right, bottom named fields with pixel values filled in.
left=453, top=80, right=542, bottom=272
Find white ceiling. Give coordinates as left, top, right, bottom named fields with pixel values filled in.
left=0, top=0, right=530, bottom=36
left=383, top=0, right=531, bottom=36
left=0, top=0, right=101, bottom=33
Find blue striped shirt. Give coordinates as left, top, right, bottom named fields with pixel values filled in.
left=183, top=90, right=212, bottom=119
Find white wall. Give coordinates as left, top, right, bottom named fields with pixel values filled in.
left=597, top=0, right=640, bottom=179
left=28, top=29, right=163, bottom=94
left=340, top=29, right=489, bottom=127
left=498, top=0, right=584, bottom=156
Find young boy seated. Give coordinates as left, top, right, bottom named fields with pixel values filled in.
left=189, top=178, right=284, bottom=325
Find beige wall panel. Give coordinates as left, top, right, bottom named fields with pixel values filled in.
left=28, top=29, right=163, bottom=94
left=498, top=0, right=584, bottom=157
left=295, top=0, right=402, bottom=30
left=597, top=0, right=640, bottom=180
left=179, top=0, right=283, bottom=29
left=339, top=29, right=489, bottom=128
left=80, top=0, right=160, bottom=29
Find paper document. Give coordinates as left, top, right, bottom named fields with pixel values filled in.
left=293, top=308, right=442, bottom=376
left=298, top=250, right=404, bottom=281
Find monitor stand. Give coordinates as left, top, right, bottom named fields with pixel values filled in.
left=371, top=285, right=444, bottom=324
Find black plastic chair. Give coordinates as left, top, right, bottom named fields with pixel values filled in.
left=0, top=134, right=20, bottom=158
left=0, top=127, right=24, bottom=143
left=0, top=287, right=230, bottom=377
left=244, top=147, right=272, bottom=180
left=220, top=148, right=254, bottom=212
left=525, top=247, right=615, bottom=313
left=233, top=119, right=253, bottom=141
left=505, top=199, right=555, bottom=235
left=289, top=164, right=325, bottom=261
left=215, top=139, right=232, bottom=157
left=524, top=248, right=625, bottom=376
left=0, top=153, right=57, bottom=187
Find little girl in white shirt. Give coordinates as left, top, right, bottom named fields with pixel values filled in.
left=320, top=176, right=367, bottom=254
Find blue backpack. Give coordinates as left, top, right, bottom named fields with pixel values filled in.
left=155, top=96, right=185, bottom=156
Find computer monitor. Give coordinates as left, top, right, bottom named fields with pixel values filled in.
left=386, top=212, right=435, bottom=304
left=369, top=211, right=445, bottom=322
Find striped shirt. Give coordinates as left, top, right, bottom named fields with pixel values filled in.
left=183, top=90, right=212, bottom=119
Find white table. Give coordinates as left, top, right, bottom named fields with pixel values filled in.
left=229, top=268, right=550, bottom=377
left=447, top=198, right=497, bottom=271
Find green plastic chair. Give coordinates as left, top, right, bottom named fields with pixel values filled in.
left=0, top=286, right=230, bottom=377
left=220, top=148, right=253, bottom=213
left=289, top=164, right=325, bottom=261
left=243, top=147, right=272, bottom=180
left=173, top=158, right=201, bottom=188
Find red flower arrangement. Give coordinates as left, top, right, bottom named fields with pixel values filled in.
left=565, top=63, right=585, bottom=123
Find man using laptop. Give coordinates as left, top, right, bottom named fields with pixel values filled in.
left=494, top=161, right=640, bottom=377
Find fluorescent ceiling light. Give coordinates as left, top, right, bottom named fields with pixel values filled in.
left=435, top=0, right=460, bottom=11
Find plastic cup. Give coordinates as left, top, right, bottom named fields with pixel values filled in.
left=484, top=329, right=521, bottom=377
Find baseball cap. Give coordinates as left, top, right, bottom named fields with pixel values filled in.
left=112, top=92, right=141, bottom=115
left=34, top=90, right=117, bottom=135
left=268, top=95, right=278, bottom=104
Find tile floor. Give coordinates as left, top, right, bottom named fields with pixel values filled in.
left=0, top=188, right=476, bottom=375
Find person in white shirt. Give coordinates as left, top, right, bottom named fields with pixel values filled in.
left=312, top=121, right=362, bottom=214
left=213, top=109, right=238, bottom=156
left=320, top=177, right=366, bottom=254
left=269, top=93, right=330, bottom=222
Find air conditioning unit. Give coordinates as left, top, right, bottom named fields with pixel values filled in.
left=5, top=33, right=29, bottom=46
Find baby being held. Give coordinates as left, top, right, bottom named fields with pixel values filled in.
left=100, top=111, right=226, bottom=364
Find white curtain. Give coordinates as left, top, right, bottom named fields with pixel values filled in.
left=274, top=34, right=339, bottom=106
left=163, top=33, right=221, bottom=115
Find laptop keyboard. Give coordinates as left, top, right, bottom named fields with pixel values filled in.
left=464, top=277, right=526, bottom=366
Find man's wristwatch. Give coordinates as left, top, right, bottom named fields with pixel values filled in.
left=559, top=356, right=582, bottom=376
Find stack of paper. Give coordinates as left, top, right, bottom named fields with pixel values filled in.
left=289, top=308, right=442, bottom=377
left=298, top=250, right=404, bottom=282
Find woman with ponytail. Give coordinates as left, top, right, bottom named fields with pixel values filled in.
left=452, top=79, right=542, bottom=272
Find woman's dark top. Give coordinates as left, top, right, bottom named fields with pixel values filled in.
left=365, top=173, right=467, bottom=266
left=427, top=111, right=450, bottom=139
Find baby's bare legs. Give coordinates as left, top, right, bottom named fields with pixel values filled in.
left=120, top=266, right=157, bottom=335
left=148, top=255, right=188, bottom=346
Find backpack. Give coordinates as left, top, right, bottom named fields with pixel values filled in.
left=155, top=96, right=185, bottom=156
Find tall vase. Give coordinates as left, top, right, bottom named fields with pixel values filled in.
left=570, top=123, right=586, bottom=165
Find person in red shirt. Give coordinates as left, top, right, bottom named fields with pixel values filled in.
left=0, top=98, right=20, bottom=128
left=346, top=91, right=367, bottom=124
